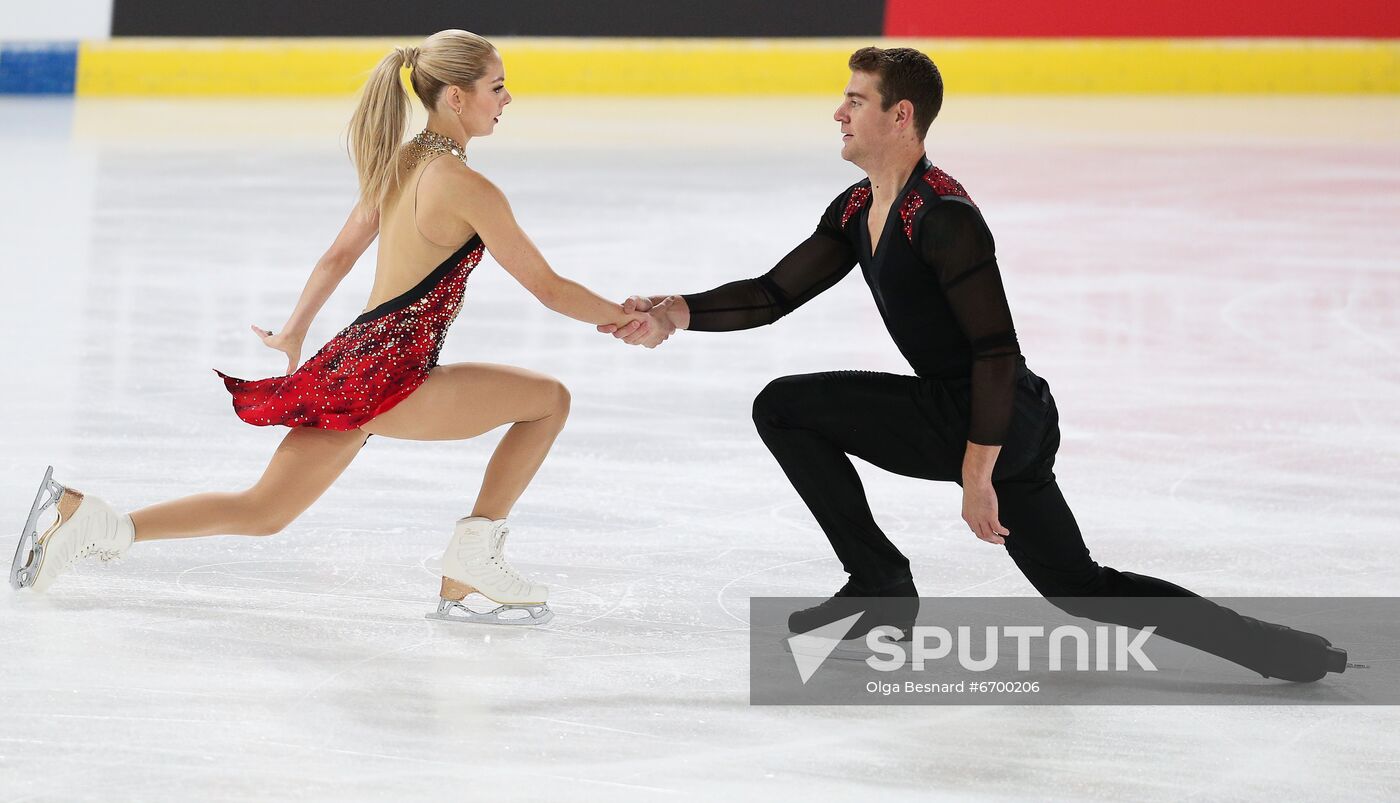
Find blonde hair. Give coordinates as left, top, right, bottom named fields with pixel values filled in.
left=347, top=29, right=497, bottom=213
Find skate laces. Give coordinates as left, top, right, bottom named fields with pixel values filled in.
left=490, top=527, right=529, bottom=587
left=454, top=523, right=529, bottom=589
left=802, top=583, right=864, bottom=616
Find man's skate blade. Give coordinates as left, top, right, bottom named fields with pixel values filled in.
left=425, top=599, right=553, bottom=627
left=10, top=466, right=58, bottom=591
left=783, top=638, right=876, bottom=663
left=783, top=625, right=906, bottom=663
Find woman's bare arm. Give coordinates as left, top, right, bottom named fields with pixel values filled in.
left=253, top=203, right=380, bottom=374
left=447, top=169, right=649, bottom=329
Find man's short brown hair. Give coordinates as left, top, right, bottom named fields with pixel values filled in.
left=848, top=47, right=943, bottom=138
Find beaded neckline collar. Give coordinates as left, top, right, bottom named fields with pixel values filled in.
left=404, top=129, right=467, bottom=170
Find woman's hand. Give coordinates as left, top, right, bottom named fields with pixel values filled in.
left=601, top=296, right=682, bottom=348
left=251, top=325, right=304, bottom=375
left=630, top=297, right=679, bottom=348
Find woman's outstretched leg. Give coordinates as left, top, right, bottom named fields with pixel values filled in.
left=362, top=362, right=569, bottom=622
left=133, top=360, right=566, bottom=543
left=131, top=426, right=368, bottom=540
left=362, top=362, right=571, bottom=518
left=15, top=426, right=366, bottom=591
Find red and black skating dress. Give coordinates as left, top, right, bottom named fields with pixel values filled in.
left=215, top=234, right=484, bottom=431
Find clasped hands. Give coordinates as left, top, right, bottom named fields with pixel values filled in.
left=598, top=295, right=684, bottom=348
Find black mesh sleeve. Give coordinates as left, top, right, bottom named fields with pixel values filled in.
left=919, top=201, right=1021, bottom=446
left=681, top=196, right=858, bottom=331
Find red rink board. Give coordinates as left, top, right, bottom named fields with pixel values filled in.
left=883, top=0, right=1400, bottom=38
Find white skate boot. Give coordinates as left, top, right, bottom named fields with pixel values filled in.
left=426, top=516, right=552, bottom=626
left=11, top=466, right=135, bottom=592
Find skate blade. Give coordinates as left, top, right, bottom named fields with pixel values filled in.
left=10, top=466, right=63, bottom=591
left=784, top=639, right=873, bottom=663
left=782, top=626, right=906, bottom=663
left=425, top=597, right=553, bottom=626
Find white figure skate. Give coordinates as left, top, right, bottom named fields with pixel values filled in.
left=426, top=516, right=552, bottom=626
left=11, top=466, right=134, bottom=592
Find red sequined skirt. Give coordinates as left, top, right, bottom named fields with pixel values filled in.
left=216, top=237, right=483, bottom=431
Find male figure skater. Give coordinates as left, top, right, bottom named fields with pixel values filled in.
left=603, top=46, right=1351, bottom=682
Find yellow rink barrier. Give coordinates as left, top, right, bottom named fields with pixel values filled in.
left=76, top=37, right=1400, bottom=96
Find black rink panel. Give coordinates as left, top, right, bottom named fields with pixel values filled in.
left=112, top=0, right=885, bottom=37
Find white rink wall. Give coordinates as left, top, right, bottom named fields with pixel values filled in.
left=0, top=0, right=113, bottom=40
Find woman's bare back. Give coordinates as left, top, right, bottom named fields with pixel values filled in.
left=361, top=139, right=480, bottom=314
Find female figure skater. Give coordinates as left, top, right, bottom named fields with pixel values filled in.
left=10, top=30, right=658, bottom=626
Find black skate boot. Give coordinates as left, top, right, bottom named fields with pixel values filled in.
left=1236, top=616, right=1350, bottom=683
left=788, top=578, right=919, bottom=641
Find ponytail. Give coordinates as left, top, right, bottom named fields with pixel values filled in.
left=348, top=47, right=414, bottom=215
left=346, top=31, right=496, bottom=214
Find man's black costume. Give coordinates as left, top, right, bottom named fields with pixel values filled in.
left=682, top=157, right=1346, bottom=682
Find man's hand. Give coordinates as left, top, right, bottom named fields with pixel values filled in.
left=599, top=295, right=681, bottom=348
left=599, top=295, right=662, bottom=336
left=962, top=482, right=1009, bottom=546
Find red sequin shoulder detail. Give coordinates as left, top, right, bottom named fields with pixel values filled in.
left=899, top=192, right=924, bottom=242
left=214, top=240, right=484, bottom=431
left=901, top=167, right=976, bottom=243
left=840, top=186, right=871, bottom=229
left=923, top=167, right=975, bottom=206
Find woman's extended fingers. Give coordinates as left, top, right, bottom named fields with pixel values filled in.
left=608, top=320, right=643, bottom=340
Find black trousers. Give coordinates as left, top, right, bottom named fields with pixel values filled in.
left=751, top=368, right=1312, bottom=675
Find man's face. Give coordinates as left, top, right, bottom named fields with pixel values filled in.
left=833, top=70, right=892, bottom=164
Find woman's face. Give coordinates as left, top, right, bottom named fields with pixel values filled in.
left=451, top=53, right=511, bottom=138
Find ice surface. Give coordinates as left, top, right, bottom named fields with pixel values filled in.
left=1, top=95, right=1398, bottom=801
